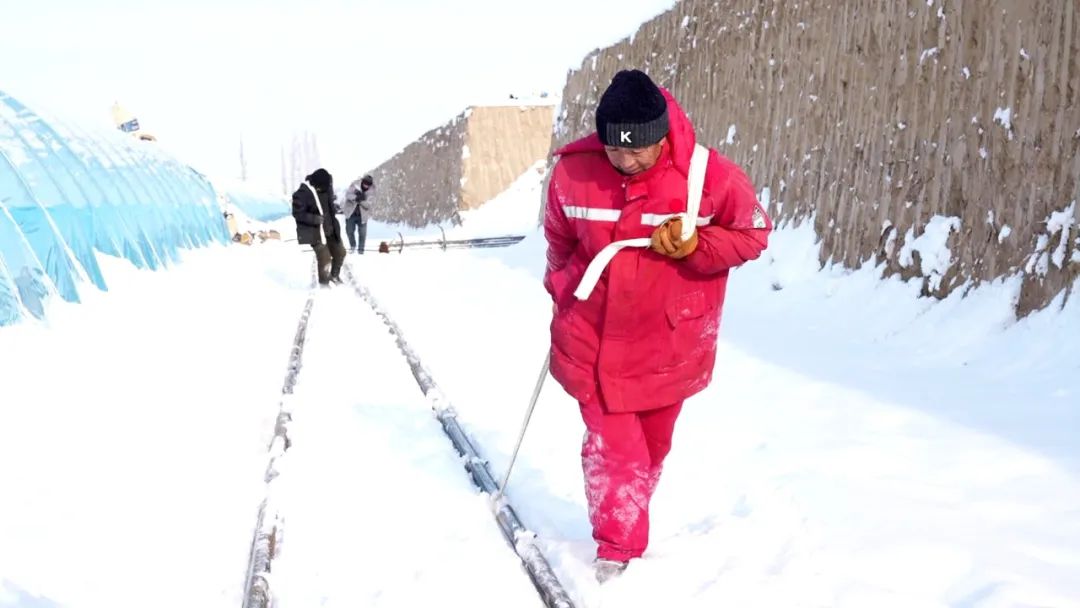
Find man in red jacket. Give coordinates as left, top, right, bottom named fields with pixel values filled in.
left=543, top=70, right=772, bottom=582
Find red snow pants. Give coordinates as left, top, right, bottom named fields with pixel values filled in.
left=579, top=397, right=684, bottom=561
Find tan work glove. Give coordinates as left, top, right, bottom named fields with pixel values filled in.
left=650, top=217, right=698, bottom=259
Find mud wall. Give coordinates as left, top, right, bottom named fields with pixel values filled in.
left=366, top=105, right=554, bottom=228
left=367, top=113, right=467, bottom=228
left=554, top=0, right=1080, bottom=314
left=461, top=106, right=556, bottom=209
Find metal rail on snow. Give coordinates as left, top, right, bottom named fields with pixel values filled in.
left=371, top=234, right=527, bottom=252
left=289, top=234, right=525, bottom=252
left=241, top=263, right=317, bottom=608
left=342, top=263, right=576, bottom=608
left=239, top=257, right=573, bottom=608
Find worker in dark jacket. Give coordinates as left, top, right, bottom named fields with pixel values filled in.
left=292, top=168, right=346, bottom=285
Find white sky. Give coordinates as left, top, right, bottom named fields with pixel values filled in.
left=0, top=0, right=675, bottom=194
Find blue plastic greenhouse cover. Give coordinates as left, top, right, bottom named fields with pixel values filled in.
left=224, top=190, right=291, bottom=222
left=0, top=90, right=230, bottom=326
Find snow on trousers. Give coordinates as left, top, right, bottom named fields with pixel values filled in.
left=579, top=396, right=683, bottom=561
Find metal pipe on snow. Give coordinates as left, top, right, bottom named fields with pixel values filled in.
left=343, top=264, right=575, bottom=608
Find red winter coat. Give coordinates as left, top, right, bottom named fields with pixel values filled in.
left=543, top=88, right=772, bottom=413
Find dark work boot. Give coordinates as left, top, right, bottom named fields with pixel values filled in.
left=593, top=558, right=628, bottom=583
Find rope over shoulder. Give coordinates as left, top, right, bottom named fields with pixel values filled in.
left=303, top=182, right=327, bottom=245
left=572, top=143, right=710, bottom=301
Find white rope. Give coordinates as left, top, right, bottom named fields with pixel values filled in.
left=303, top=182, right=327, bottom=244
left=494, top=350, right=551, bottom=503
left=573, top=143, right=710, bottom=300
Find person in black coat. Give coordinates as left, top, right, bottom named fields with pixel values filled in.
left=292, top=168, right=346, bottom=285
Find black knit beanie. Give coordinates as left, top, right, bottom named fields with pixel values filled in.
left=306, top=168, right=333, bottom=192
left=595, top=69, right=669, bottom=148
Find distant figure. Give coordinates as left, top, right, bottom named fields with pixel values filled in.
left=292, top=168, right=345, bottom=286
left=342, top=174, right=374, bottom=253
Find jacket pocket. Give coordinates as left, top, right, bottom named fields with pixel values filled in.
left=665, top=290, right=707, bottom=328
left=657, top=290, right=711, bottom=373
left=551, top=307, right=593, bottom=366
left=548, top=261, right=586, bottom=308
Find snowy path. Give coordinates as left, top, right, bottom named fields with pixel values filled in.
left=266, top=279, right=543, bottom=607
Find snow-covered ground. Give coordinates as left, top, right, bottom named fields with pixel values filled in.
left=350, top=180, right=1080, bottom=606
left=266, top=283, right=543, bottom=607
left=0, top=242, right=310, bottom=608
left=2, top=166, right=1078, bottom=608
